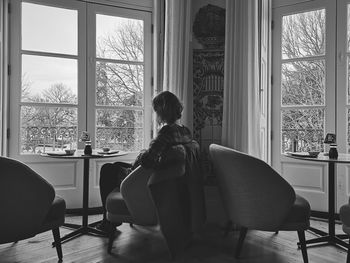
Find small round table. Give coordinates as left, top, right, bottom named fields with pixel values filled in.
left=41, top=150, right=127, bottom=244
left=285, top=152, right=350, bottom=249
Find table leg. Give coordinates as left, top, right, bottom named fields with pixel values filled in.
left=328, top=162, right=335, bottom=238
left=82, top=158, right=89, bottom=229
left=299, top=162, right=348, bottom=249
left=53, top=158, right=108, bottom=246
left=53, top=158, right=91, bottom=246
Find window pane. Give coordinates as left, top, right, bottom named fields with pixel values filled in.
left=20, top=106, right=77, bottom=154
left=22, top=55, right=77, bottom=104
left=282, top=9, right=325, bottom=59
left=96, top=62, right=143, bottom=106
left=22, top=2, right=77, bottom=55
left=96, top=109, right=143, bottom=151
left=96, top=14, right=144, bottom=61
left=281, top=60, right=325, bottom=106
left=281, top=109, right=324, bottom=153
left=348, top=4, right=350, bottom=52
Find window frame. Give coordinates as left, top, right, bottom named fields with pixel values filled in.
left=272, top=0, right=336, bottom=167
left=9, top=0, right=152, bottom=162
left=86, top=3, right=152, bottom=157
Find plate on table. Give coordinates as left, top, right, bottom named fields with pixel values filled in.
left=288, top=152, right=319, bottom=158
left=97, top=150, right=120, bottom=155
left=45, top=151, right=74, bottom=156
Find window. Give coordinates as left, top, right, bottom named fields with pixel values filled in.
left=94, top=14, right=146, bottom=151
left=280, top=9, right=326, bottom=153
left=271, top=0, right=349, bottom=212
left=9, top=0, right=152, bottom=157
left=20, top=2, right=79, bottom=154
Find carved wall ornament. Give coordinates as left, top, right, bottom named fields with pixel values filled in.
left=193, top=4, right=226, bottom=49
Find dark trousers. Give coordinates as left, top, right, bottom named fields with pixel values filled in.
left=99, top=162, right=132, bottom=220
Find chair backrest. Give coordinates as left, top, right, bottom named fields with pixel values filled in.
left=209, top=144, right=296, bottom=231
left=0, top=157, right=55, bottom=243
left=149, top=140, right=206, bottom=231
left=148, top=141, right=205, bottom=257
left=121, top=142, right=206, bottom=257
left=182, top=140, right=206, bottom=232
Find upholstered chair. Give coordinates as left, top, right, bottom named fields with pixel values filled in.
left=209, top=144, right=310, bottom=263
left=340, top=199, right=350, bottom=263
left=0, top=157, right=66, bottom=260
left=106, top=141, right=206, bottom=258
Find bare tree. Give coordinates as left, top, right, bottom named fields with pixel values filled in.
left=22, top=83, right=76, bottom=125
left=96, top=20, right=144, bottom=107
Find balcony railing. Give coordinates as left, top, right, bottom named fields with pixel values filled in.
left=21, top=126, right=143, bottom=154
left=282, top=128, right=324, bottom=153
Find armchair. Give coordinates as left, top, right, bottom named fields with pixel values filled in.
left=340, top=199, right=350, bottom=262
left=209, top=144, right=310, bottom=263
left=106, top=140, right=206, bottom=258
left=0, top=157, right=66, bottom=260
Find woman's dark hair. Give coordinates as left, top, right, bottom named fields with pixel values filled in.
left=152, top=91, right=183, bottom=124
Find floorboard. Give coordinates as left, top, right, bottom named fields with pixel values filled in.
left=0, top=216, right=347, bottom=263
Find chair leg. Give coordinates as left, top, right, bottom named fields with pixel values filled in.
left=52, top=228, right=63, bottom=261
left=235, top=227, right=248, bottom=259
left=297, top=230, right=308, bottom=263
left=347, top=238, right=350, bottom=263
left=107, top=223, right=117, bottom=254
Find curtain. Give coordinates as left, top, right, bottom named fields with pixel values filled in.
left=153, top=0, right=165, bottom=135
left=162, top=0, right=191, bottom=127
left=0, top=0, right=9, bottom=156
left=153, top=0, right=165, bottom=94
left=222, top=0, right=261, bottom=158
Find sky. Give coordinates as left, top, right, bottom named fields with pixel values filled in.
left=21, top=2, right=142, bottom=100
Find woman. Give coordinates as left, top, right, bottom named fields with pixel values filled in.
left=96, top=91, right=192, bottom=232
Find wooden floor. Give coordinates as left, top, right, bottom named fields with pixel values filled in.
left=0, top=215, right=348, bottom=263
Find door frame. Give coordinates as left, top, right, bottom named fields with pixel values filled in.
left=8, top=0, right=153, bottom=208
left=272, top=0, right=336, bottom=212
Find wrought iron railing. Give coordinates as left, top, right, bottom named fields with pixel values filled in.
left=21, top=126, right=143, bottom=154
left=21, top=126, right=78, bottom=154
left=282, top=128, right=324, bottom=152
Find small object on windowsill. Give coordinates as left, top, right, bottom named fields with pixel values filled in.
left=102, top=147, right=110, bottom=152
left=84, top=141, right=92, bottom=155
left=80, top=131, right=90, bottom=142
left=324, top=133, right=336, bottom=144
left=328, top=144, right=338, bottom=159
left=308, top=151, right=320, bottom=158
left=292, top=139, right=298, bottom=152
left=323, top=133, right=338, bottom=159
left=65, top=149, right=76, bottom=155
